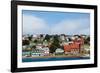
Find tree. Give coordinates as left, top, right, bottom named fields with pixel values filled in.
left=40, top=34, right=43, bottom=38
left=49, top=44, right=57, bottom=53
left=84, top=36, right=90, bottom=45
left=49, top=35, right=60, bottom=53
left=22, top=40, right=30, bottom=45
left=87, top=36, right=90, bottom=42
left=53, top=35, right=60, bottom=48
left=34, top=39, right=38, bottom=44
left=44, top=34, right=50, bottom=42
left=28, top=35, right=33, bottom=41
left=32, top=45, right=36, bottom=49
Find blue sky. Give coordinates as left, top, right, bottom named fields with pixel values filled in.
left=22, top=10, right=90, bottom=35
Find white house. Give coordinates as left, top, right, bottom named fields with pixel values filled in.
left=55, top=48, right=64, bottom=54
left=60, top=35, right=65, bottom=41
left=42, top=47, right=50, bottom=55
left=31, top=49, right=44, bottom=57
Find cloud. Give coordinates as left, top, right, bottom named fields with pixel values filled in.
left=51, top=18, right=90, bottom=35
left=23, top=14, right=49, bottom=35
left=23, top=14, right=90, bottom=35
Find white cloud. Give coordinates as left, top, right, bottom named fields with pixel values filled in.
left=51, top=20, right=78, bottom=34
left=51, top=18, right=90, bottom=35
left=23, top=15, right=90, bottom=35
left=23, top=14, right=49, bottom=35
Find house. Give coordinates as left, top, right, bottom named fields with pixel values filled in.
left=22, top=51, right=31, bottom=57
left=64, top=35, right=84, bottom=55
left=32, top=35, right=37, bottom=41
left=22, top=45, right=28, bottom=50
left=31, top=46, right=50, bottom=57
left=42, top=46, right=50, bottom=56
left=34, top=44, right=50, bottom=56
left=36, top=44, right=43, bottom=49
left=55, top=48, right=64, bottom=55
left=43, top=40, right=49, bottom=46
left=60, top=34, right=66, bottom=41
left=64, top=42, right=80, bottom=55
left=31, top=49, right=44, bottom=57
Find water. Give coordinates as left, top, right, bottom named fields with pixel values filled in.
left=22, top=57, right=90, bottom=62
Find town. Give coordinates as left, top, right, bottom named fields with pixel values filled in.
left=22, top=34, right=90, bottom=58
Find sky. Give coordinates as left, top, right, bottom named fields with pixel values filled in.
left=22, top=10, right=90, bottom=35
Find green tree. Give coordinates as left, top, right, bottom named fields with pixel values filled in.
left=40, top=34, right=43, bottom=38
left=49, top=35, right=60, bottom=53
left=28, top=35, right=33, bottom=41
left=34, top=39, right=38, bottom=44
left=22, top=40, right=30, bottom=45
left=84, top=36, right=90, bottom=45
left=32, top=45, right=36, bottom=49
left=53, top=35, right=60, bottom=47
left=44, top=34, right=50, bottom=42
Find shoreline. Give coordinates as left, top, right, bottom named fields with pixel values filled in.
left=22, top=54, right=89, bottom=59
